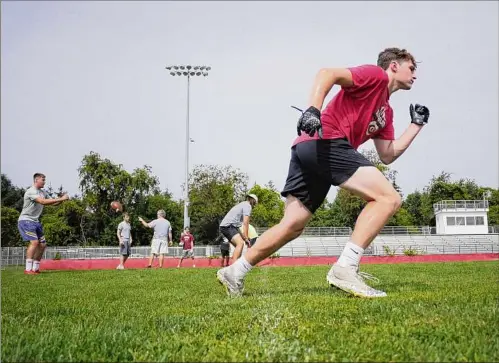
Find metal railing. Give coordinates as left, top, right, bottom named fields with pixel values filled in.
left=255, top=226, right=436, bottom=236
left=433, top=200, right=489, bottom=212
left=489, top=225, right=499, bottom=234
left=255, top=226, right=352, bottom=236
left=1, top=246, right=221, bottom=267
left=2, top=235, right=497, bottom=266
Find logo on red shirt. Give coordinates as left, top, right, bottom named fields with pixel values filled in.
left=366, top=106, right=387, bottom=136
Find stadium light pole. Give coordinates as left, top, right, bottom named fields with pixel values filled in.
left=165, top=64, right=211, bottom=229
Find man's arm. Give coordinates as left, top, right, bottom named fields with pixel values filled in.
left=297, top=68, right=354, bottom=138
left=308, top=68, right=354, bottom=110
left=138, top=217, right=151, bottom=228
left=241, top=216, right=250, bottom=242
left=374, top=104, right=430, bottom=165
left=117, top=227, right=123, bottom=245
left=168, top=230, right=173, bottom=246
left=374, top=125, right=423, bottom=164
left=34, top=194, right=69, bottom=206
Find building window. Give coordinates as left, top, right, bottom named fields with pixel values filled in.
left=456, top=217, right=465, bottom=225
left=476, top=216, right=485, bottom=225
left=466, top=216, right=476, bottom=225
left=447, top=217, right=456, bottom=226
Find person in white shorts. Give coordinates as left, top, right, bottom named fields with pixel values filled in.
left=138, top=209, right=172, bottom=268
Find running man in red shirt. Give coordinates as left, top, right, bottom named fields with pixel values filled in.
left=178, top=227, right=195, bottom=268
left=217, top=48, right=429, bottom=298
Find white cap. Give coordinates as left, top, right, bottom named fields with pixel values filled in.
left=247, top=193, right=258, bottom=204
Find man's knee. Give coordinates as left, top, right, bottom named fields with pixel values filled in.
left=379, top=192, right=402, bottom=214
left=231, top=236, right=245, bottom=247
left=28, top=240, right=40, bottom=248
left=281, top=218, right=306, bottom=239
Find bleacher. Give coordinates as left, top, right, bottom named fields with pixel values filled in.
left=273, top=234, right=499, bottom=257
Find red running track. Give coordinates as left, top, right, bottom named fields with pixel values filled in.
left=40, top=253, right=498, bottom=271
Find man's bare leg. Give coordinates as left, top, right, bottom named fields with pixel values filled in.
left=159, top=254, right=164, bottom=268
left=25, top=240, right=39, bottom=272
left=327, top=166, right=402, bottom=298
left=230, top=235, right=246, bottom=262
left=245, top=196, right=312, bottom=265
left=340, top=166, right=401, bottom=248
left=221, top=196, right=312, bottom=286
left=148, top=254, right=155, bottom=267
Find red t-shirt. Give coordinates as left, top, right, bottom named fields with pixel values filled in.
left=293, top=64, right=394, bottom=150
left=180, top=233, right=194, bottom=250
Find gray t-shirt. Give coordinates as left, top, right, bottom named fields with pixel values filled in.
left=220, top=201, right=252, bottom=228
left=148, top=218, right=171, bottom=240
left=117, top=221, right=131, bottom=240
left=18, top=186, right=49, bottom=222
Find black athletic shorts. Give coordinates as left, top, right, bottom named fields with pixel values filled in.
left=220, top=225, right=241, bottom=242
left=281, top=138, right=373, bottom=213
left=220, top=248, right=230, bottom=257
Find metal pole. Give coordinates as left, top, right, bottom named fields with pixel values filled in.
left=165, top=64, right=211, bottom=229
left=184, top=75, right=190, bottom=229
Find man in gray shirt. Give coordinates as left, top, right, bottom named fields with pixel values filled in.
left=116, top=213, right=132, bottom=270
left=139, top=209, right=172, bottom=268
left=17, top=173, right=69, bottom=274
left=219, top=193, right=258, bottom=262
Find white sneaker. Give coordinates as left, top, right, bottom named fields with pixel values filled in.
left=327, top=264, right=387, bottom=298
left=216, top=267, right=244, bottom=297
left=116, top=264, right=124, bottom=270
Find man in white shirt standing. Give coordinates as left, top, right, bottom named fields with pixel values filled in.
left=138, top=209, right=172, bottom=268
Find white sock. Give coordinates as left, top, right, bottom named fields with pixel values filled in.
left=33, top=261, right=40, bottom=271
left=337, top=242, right=364, bottom=268
left=26, top=259, right=34, bottom=271
left=229, top=256, right=253, bottom=280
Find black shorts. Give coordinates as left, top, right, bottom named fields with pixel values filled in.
left=220, top=225, right=241, bottom=242
left=281, top=138, right=373, bottom=214
left=220, top=248, right=230, bottom=257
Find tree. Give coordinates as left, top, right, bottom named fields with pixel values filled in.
left=1, top=174, right=25, bottom=212
left=307, top=200, right=342, bottom=227
left=247, top=182, right=285, bottom=228
left=485, top=188, right=499, bottom=225
left=329, top=189, right=366, bottom=228
left=403, top=191, right=432, bottom=226
left=188, top=165, right=249, bottom=243
left=41, top=199, right=89, bottom=246
left=1, top=206, right=23, bottom=246
left=78, top=151, right=160, bottom=245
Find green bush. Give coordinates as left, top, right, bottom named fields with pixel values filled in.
left=383, top=245, right=396, bottom=257
left=403, top=248, right=421, bottom=256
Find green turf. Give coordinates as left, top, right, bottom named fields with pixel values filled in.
left=2, top=261, right=498, bottom=362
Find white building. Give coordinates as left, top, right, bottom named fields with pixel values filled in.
left=434, top=200, right=489, bottom=234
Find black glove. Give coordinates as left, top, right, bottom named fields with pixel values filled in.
left=410, top=104, right=430, bottom=126
left=294, top=106, right=323, bottom=138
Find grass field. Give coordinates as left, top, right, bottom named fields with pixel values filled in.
left=2, top=261, right=498, bottom=362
